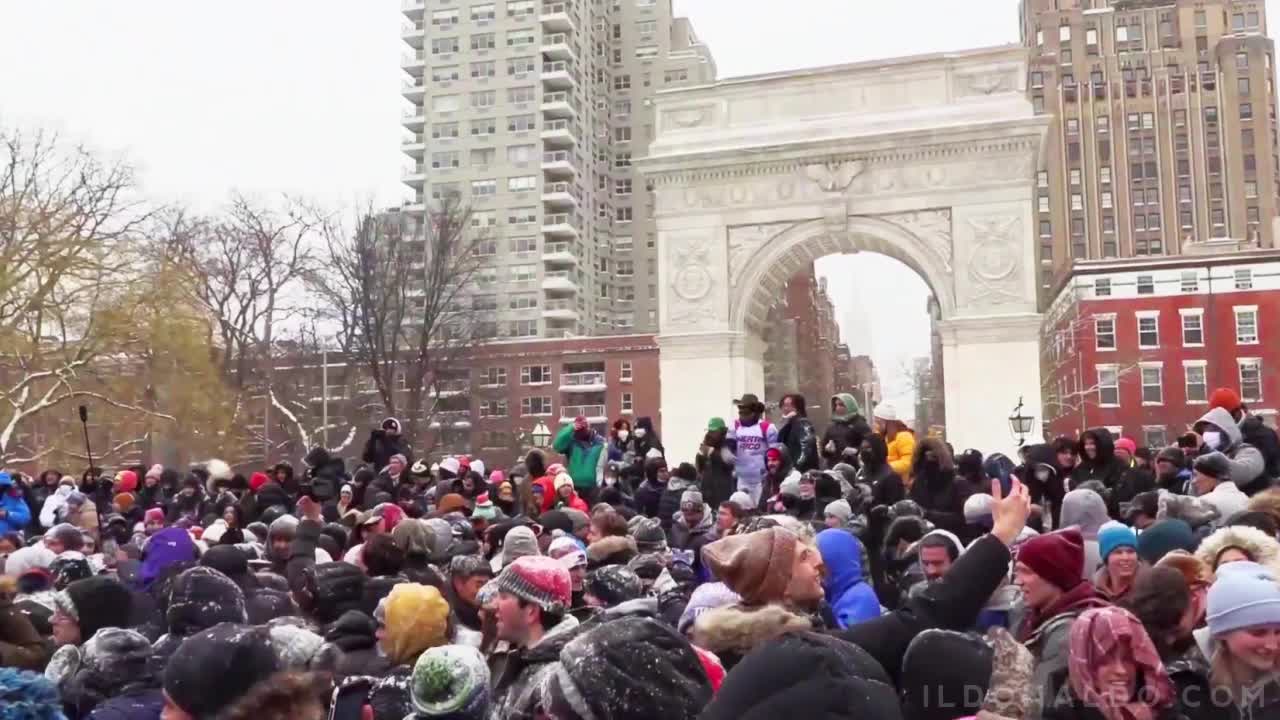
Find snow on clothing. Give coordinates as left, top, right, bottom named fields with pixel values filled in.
left=728, top=418, right=778, bottom=503
left=56, top=627, right=156, bottom=719
left=38, top=484, right=74, bottom=529
left=1196, top=406, right=1269, bottom=489
left=552, top=424, right=608, bottom=492
left=488, top=614, right=580, bottom=720
left=777, top=404, right=819, bottom=474
left=816, top=529, right=881, bottom=629
left=1060, top=489, right=1110, bottom=579
left=148, top=566, right=248, bottom=676
left=1070, top=428, right=1129, bottom=491
left=408, top=645, right=490, bottom=719
left=820, top=393, right=872, bottom=468
left=161, top=623, right=280, bottom=720
left=668, top=504, right=715, bottom=578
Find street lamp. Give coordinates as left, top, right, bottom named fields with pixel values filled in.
left=1008, top=396, right=1035, bottom=447
left=531, top=421, right=551, bottom=448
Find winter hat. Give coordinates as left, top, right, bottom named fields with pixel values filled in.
left=66, top=491, right=86, bottom=507
left=631, top=517, right=668, bottom=553
left=680, top=489, right=704, bottom=511
left=1015, top=527, right=1085, bottom=592
left=268, top=513, right=299, bottom=540
left=1061, top=488, right=1110, bottom=537
left=304, top=562, right=367, bottom=624
left=409, top=644, right=491, bottom=719
left=439, top=457, right=461, bottom=477
left=143, top=507, right=165, bottom=525
left=1098, top=522, right=1138, bottom=563
left=267, top=623, right=328, bottom=670
left=585, top=565, right=645, bottom=607
left=249, top=472, right=270, bottom=492
left=163, top=623, right=280, bottom=719
left=1210, top=387, right=1244, bottom=413
left=553, top=473, right=574, bottom=492
left=901, top=629, right=994, bottom=720
left=495, top=555, right=572, bottom=614
left=47, top=523, right=86, bottom=551
left=1137, top=519, right=1197, bottom=565
left=500, top=526, right=540, bottom=568
left=145, top=464, right=164, bottom=481
left=677, top=582, right=741, bottom=634
left=49, top=553, right=93, bottom=590
left=1156, top=446, right=1185, bottom=466
left=824, top=499, right=853, bottom=523
left=707, top=417, right=727, bottom=433
left=549, top=536, right=588, bottom=570
left=114, top=470, right=138, bottom=493
left=384, top=583, right=451, bottom=666
left=0, top=668, right=63, bottom=719
left=77, top=627, right=153, bottom=697
left=1194, top=451, right=1232, bottom=481
left=200, top=544, right=251, bottom=581
left=702, top=527, right=799, bottom=606
left=964, top=493, right=994, bottom=524
left=55, top=576, right=134, bottom=640
left=1114, top=437, right=1137, bottom=457
left=563, top=508, right=590, bottom=535
left=1207, top=561, right=1280, bottom=637
left=436, top=493, right=468, bottom=516
left=540, top=510, right=573, bottom=537
left=166, top=566, right=248, bottom=637
left=545, top=615, right=712, bottom=720
left=728, top=491, right=754, bottom=513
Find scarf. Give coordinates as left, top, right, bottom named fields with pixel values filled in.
left=1068, top=606, right=1174, bottom=720
left=1019, top=580, right=1107, bottom=641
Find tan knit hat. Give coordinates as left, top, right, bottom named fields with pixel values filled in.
left=701, top=527, right=798, bottom=605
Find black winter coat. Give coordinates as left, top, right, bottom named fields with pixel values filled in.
left=1070, top=429, right=1129, bottom=490
left=779, top=416, right=819, bottom=474
left=326, top=610, right=392, bottom=680
left=908, top=471, right=970, bottom=536
left=821, top=417, right=872, bottom=468
left=694, top=435, right=737, bottom=511
left=361, top=430, right=412, bottom=474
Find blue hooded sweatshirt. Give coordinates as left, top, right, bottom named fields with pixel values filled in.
left=815, top=528, right=881, bottom=629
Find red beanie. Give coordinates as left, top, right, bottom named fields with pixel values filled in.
left=1114, top=437, right=1137, bottom=457
left=1016, top=528, right=1086, bottom=592
left=115, top=470, right=138, bottom=493
left=250, top=472, right=270, bottom=492
left=1210, top=387, right=1243, bottom=413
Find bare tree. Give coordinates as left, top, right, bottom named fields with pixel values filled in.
left=0, top=130, right=176, bottom=466
left=1040, top=311, right=1140, bottom=430
left=310, top=196, right=487, bottom=445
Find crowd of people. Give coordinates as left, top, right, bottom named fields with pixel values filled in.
left=1, top=388, right=1280, bottom=719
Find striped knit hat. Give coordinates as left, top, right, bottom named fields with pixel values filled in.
left=409, top=644, right=490, bottom=719
left=495, top=556, right=571, bottom=614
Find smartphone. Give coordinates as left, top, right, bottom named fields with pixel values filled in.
left=329, top=678, right=372, bottom=720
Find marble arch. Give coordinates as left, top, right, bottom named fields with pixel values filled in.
left=636, top=45, right=1051, bottom=458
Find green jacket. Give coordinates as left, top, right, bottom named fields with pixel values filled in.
left=552, top=424, right=607, bottom=491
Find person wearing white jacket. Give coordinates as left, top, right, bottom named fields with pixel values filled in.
left=38, top=482, right=75, bottom=530
left=1188, top=451, right=1249, bottom=526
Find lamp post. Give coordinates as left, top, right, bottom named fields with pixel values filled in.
left=1008, top=396, right=1035, bottom=448
left=531, top=421, right=551, bottom=448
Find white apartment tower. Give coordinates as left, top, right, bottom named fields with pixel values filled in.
left=400, top=0, right=715, bottom=338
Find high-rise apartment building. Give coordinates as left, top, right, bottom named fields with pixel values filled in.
left=1020, top=0, right=1279, bottom=300
left=400, top=0, right=714, bottom=338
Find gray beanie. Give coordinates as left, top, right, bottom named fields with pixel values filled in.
left=680, top=489, right=704, bottom=511
left=728, top=492, right=754, bottom=513
left=824, top=499, right=852, bottom=523
left=500, top=526, right=540, bottom=568
left=1194, top=451, right=1232, bottom=481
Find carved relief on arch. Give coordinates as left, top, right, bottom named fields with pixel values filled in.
left=963, top=215, right=1023, bottom=307
left=665, top=232, right=723, bottom=328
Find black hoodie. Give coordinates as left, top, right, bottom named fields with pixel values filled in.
left=632, top=416, right=664, bottom=460
left=777, top=395, right=819, bottom=474
left=1070, top=428, right=1128, bottom=490
left=859, top=434, right=904, bottom=508
left=908, top=439, right=969, bottom=535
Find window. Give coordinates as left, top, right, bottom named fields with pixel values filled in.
left=507, top=206, right=536, bottom=225
left=1141, top=364, right=1164, bottom=404
left=615, top=260, right=634, bottom=277
left=509, top=294, right=537, bottom=310
left=470, top=118, right=495, bottom=137
left=1060, top=24, right=1071, bottom=41
left=615, top=179, right=632, bottom=195
left=1039, top=220, right=1052, bottom=237
left=507, top=86, right=535, bottom=104
left=432, top=122, right=459, bottom=139
left=471, top=210, right=496, bottom=228
left=1137, top=312, right=1160, bottom=348
left=1235, top=269, right=1254, bottom=290
left=521, top=397, right=553, bottom=416
left=1066, top=119, right=1080, bottom=135
left=636, top=20, right=656, bottom=41
left=506, top=0, right=535, bottom=19
left=1136, top=275, right=1154, bottom=294
left=471, top=90, right=496, bottom=109
left=508, top=56, right=536, bottom=76
left=1239, top=78, right=1252, bottom=94
left=614, top=99, right=632, bottom=116
left=615, top=153, right=631, bottom=168
left=1184, top=362, right=1208, bottom=403
left=509, top=264, right=537, bottom=284
left=1143, top=426, right=1168, bottom=448
left=1240, top=359, right=1264, bottom=402
left=1241, top=103, right=1254, bottom=120
left=521, top=365, right=552, bottom=385
left=470, top=61, right=495, bottom=78
left=431, top=151, right=460, bottom=169
left=614, top=74, right=631, bottom=91
left=620, top=361, right=633, bottom=382
left=1038, top=196, right=1050, bottom=212
left=506, top=29, right=535, bottom=47
left=1097, top=115, right=1109, bottom=133
left=1071, top=193, right=1083, bottom=211
left=511, top=236, right=537, bottom=254
left=1101, top=191, right=1113, bottom=209
left=1180, top=271, right=1199, bottom=293
left=432, top=94, right=461, bottom=113
left=479, top=399, right=509, bottom=418
left=635, top=45, right=658, bottom=59
left=507, top=114, right=535, bottom=132
left=507, top=175, right=537, bottom=193
left=1177, top=304, right=1198, bottom=345
left=1095, top=315, right=1117, bottom=350
left=1095, top=278, right=1112, bottom=297
left=1236, top=306, right=1259, bottom=344
left=621, top=392, right=634, bottom=413
left=471, top=179, right=496, bottom=196
left=1246, top=181, right=1259, bottom=198
left=506, top=144, right=535, bottom=164
left=431, top=37, right=459, bottom=55
left=431, top=8, right=459, bottom=25
left=471, top=33, right=495, bottom=50
left=1098, top=365, right=1120, bottom=406
left=480, top=367, right=507, bottom=387
left=471, top=3, right=495, bottom=22
left=432, top=66, right=460, bottom=83
left=1086, top=28, right=1098, bottom=45
left=509, top=320, right=538, bottom=337
left=616, top=207, right=632, bottom=223
left=431, top=183, right=460, bottom=201
left=614, top=127, right=632, bottom=142
left=1100, top=166, right=1112, bottom=185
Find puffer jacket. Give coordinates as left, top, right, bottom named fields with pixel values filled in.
left=886, top=429, right=916, bottom=485
left=816, top=529, right=881, bottom=629
left=778, top=404, right=819, bottom=474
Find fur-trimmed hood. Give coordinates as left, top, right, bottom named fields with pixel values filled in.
left=1195, top=524, right=1280, bottom=575
left=691, top=604, right=814, bottom=659
left=586, top=535, right=638, bottom=566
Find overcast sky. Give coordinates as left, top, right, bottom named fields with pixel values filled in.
left=3, top=0, right=1276, bottom=417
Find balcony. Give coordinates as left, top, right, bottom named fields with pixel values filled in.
left=428, top=410, right=472, bottom=429
left=540, top=118, right=576, bottom=147
left=560, top=372, right=606, bottom=392
left=542, top=240, right=578, bottom=266
left=540, top=2, right=576, bottom=33
left=542, top=150, right=575, bottom=177
left=541, top=33, right=574, bottom=61
left=401, top=49, right=425, bottom=76
left=542, top=181, right=578, bottom=209
left=402, top=0, right=426, bottom=20
left=433, top=380, right=470, bottom=397
left=542, top=298, right=579, bottom=321
left=402, top=164, right=427, bottom=188
left=541, top=61, right=574, bottom=89
left=401, top=76, right=426, bottom=102
left=402, top=103, right=426, bottom=131
left=402, top=133, right=426, bottom=159
left=542, top=213, right=579, bottom=239
left=561, top=404, right=607, bottom=423
left=540, top=91, right=575, bottom=118
left=401, top=21, right=425, bottom=49
left=542, top=269, right=579, bottom=294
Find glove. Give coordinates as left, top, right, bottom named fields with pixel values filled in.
left=981, top=627, right=1035, bottom=720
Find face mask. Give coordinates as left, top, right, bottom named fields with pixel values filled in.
left=635, top=428, right=647, bottom=439
left=1202, top=431, right=1223, bottom=451
left=618, top=430, right=629, bottom=442
left=1035, top=467, right=1052, bottom=482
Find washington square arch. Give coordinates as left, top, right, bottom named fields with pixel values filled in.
left=636, top=45, right=1050, bottom=459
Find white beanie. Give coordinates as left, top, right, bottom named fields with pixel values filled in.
left=440, top=457, right=461, bottom=475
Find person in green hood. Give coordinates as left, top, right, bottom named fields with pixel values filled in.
left=821, top=393, right=873, bottom=469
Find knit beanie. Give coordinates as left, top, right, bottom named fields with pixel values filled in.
left=1114, top=437, right=1137, bottom=457
left=163, top=623, right=280, bottom=718
left=47, top=523, right=85, bottom=553
left=56, top=576, right=134, bottom=640
left=500, top=526, right=540, bottom=568
left=145, top=464, right=164, bottom=481
left=143, top=508, right=165, bottom=525
left=554, top=473, right=574, bottom=492
left=436, top=494, right=468, bottom=516
left=383, top=583, right=451, bottom=666
left=678, top=581, right=741, bottom=634
left=824, top=499, right=853, bottom=523
left=680, top=489, right=704, bottom=511
left=631, top=517, right=668, bottom=553
left=1194, top=451, right=1232, bottom=481
left=1015, top=528, right=1085, bottom=592
left=585, top=565, right=645, bottom=607
left=728, top=491, right=754, bottom=513
left=548, top=536, right=587, bottom=570
left=1156, top=446, right=1185, bottom=467
left=495, top=556, right=572, bottom=615
left=49, top=553, right=92, bottom=590
left=0, top=668, right=63, bottom=719
left=1098, top=522, right=1138, bottom=563
left=115, top=470, right=138, bottom=493
left=1137, top=519, right=1197, bottom=566
left=702, top=527, right=799, bottom=605
left=249, top=472, right=270, bottom=493
left=1207, top=561, right=1280, bottom=637
left=409, top=644, right=491, bottom=719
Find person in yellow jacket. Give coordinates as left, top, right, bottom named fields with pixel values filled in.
left=874, top=404, right=916, bottom=488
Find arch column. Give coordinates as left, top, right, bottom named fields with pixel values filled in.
left=939, top=314, right=1044, bottom=454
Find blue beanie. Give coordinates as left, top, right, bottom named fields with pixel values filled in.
left=1137, top=519, right=1196, bottom=565
left=1098, top=522, right=1138, bottom=563
left=1207, top=561, right=1280, bottom=637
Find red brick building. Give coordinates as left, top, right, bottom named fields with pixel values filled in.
left=1042, top=246, right=1280, bottom=446
left=764, top=265, right=842, bottom=424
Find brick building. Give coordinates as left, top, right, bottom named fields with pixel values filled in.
left=763, top=265, right=842, bottom=424
left=1041, top=243, right=1280, bottom=446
